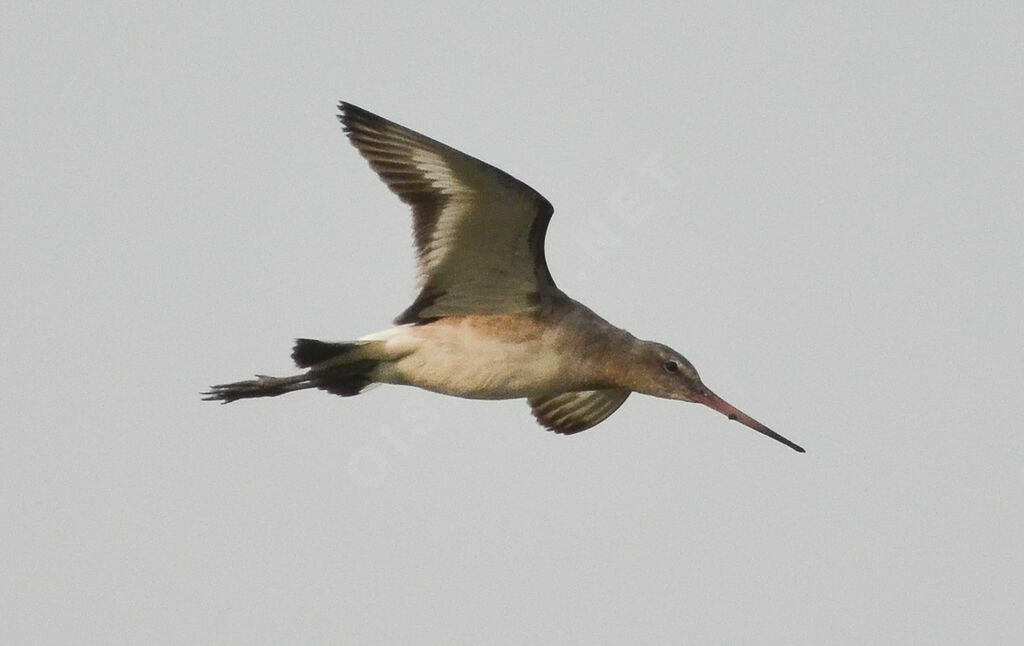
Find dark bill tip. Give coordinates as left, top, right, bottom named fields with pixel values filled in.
left=694, top=387, right=805, bottom=453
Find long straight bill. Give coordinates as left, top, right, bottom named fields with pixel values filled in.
left=695, top=388, right=805, bottom=453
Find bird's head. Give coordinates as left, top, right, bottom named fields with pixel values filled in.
left=625, top=341, right=805, bottom=452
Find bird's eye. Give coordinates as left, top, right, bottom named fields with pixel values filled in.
left=663, top=360, right=679, bottom=374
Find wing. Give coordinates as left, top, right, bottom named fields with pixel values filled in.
left=528, top=390, right=631, bottom=435
left=338, top=102, right=558, bottom=324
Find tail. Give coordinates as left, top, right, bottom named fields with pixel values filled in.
left=202, top=338, right=381, bottom=403
left=291, top=338, right=358, bottom=368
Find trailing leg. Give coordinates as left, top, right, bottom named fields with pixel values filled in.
left=203, top=337, right=385, bottom=403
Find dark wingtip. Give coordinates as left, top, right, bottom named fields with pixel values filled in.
left=337, top=100, right=384, bottom=133
left=337, top=101, right=354, bottom=130
left=336, top=100, right=352, bottom=120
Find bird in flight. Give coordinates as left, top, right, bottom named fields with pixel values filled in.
left=204, top=102, right=805, bottom=453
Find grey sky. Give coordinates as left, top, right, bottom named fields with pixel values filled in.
left=3, top=2, right=1022, bottom=644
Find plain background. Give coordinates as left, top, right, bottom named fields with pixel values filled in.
left=3, top=3, right=1022, bottom=644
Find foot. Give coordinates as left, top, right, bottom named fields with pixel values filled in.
left=202, top=374, right=299, bottom=403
